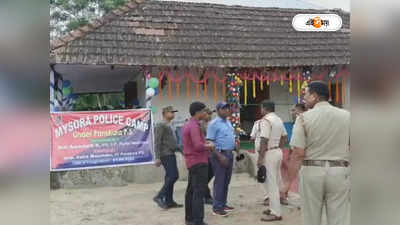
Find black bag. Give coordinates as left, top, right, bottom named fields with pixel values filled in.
left=257, top=165, right=266, bottom=183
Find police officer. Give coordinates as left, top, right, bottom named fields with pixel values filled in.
left=283, top=81, right=350, bottom=225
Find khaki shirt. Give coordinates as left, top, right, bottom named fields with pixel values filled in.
left=250, top=120, right=261, bottom=152
left=259, top=112, right=287, bottom=149
left=290, top=101, right=350, bottom=161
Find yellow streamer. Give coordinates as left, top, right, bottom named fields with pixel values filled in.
left=260, top=76, right=264, bottom=90
left=297, top=73, right=301, bottom=103
left=176, top=83, right=180, bottom=97
left=342, top=76, right=346, bottom=105
left=252, top=77, right=256, bottom=98
left=214, top=78, right=218, bottom=102
left=244, top=79, right=248, bottom=105
left=289, top=77, right=293, bottom=93
left=267, top=77, right=270, bottom=86
left=280, top=74, right=284, bottom=86
left=196, top=83, right=200, bottom=99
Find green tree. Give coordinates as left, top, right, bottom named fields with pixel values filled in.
left=50, top=0, right=128, bottom=39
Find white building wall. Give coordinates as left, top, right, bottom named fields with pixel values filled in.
left=269, top=82, right=294, bottom=122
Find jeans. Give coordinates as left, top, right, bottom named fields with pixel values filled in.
left=156, top=154, right=179, bottom=205
left=210, top=150, right=233, bottom=211
left=185, top=163, right=208, bottom=225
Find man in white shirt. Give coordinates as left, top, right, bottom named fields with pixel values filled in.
left=257, top=100, right=288, bottom=222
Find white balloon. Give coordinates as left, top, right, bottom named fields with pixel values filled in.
left=146, top=88, right=155, bottom=97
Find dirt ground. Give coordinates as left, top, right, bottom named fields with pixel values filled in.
left=50, top=173, right=303, bottom=225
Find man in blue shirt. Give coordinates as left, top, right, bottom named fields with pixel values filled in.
left=206, top=102, right=236, bottom=216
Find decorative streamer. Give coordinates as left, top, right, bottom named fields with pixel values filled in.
left=204, top=75, right=208, bottom=100
left=297, top=73, right=301, bottom=103
left=267, top=75, right=270, bottom=86
left=335, top=76, right=339, bottom=104
left=168, top=72, right=172, bottom=99
left=328, top=80, right=332, bottom=101
left=252, top=75, right=256, bottom=99
left=260, top=75, right=264, bottom=90
left=342, top=76, right=346, bottom=105
left=280, top=72, right=284, bottom=86
left=289, top=74, right=293, bottom=93
left=214, top=77, right=218, bottom=102
left=186, top=72, right=190, bottom=99
left=196, top=83, right=200, bottom=100
left=176, top=82, right=180, bottom=97
left=244, top=79, right=248, bottom=105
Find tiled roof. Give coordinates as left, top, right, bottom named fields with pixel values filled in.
left=50, top=0, right=350, bottom=67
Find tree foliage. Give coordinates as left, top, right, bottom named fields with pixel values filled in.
left=50, top=0, right=129, bottom=39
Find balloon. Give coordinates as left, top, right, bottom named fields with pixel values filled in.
left=146, top=88, right=155, bottom=97
left=154, top=88, right=159, bottom=95
left=148, top=78, right=159, bottom=88
left=62, top=80, right=71, bottom=88
left=150, top=106, right=157, bottom=113
left=63, top=87, right=72, bottom=96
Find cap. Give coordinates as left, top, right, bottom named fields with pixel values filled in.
left=162, top=106, right=178, bottom=113
left=216, top=101, right=230, bottom=110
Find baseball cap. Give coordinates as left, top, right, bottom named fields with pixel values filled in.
left=162, top=106, right=178, bottom=113
left=216, top=101, right=230, bottom=110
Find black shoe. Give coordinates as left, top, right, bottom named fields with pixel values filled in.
left=204, top=198, right=213, bottom=205
left=153, top=196, right=168, bottom=209
left=212, top=210, right=229, bottom=217
left=167, top=201, right=183, bottom=208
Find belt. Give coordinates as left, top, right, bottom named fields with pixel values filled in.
left=268, top=146, right=280, bottom=150
left=216, top=149, right=233, bottom=153
left=303, top=160, right=350, bottom=167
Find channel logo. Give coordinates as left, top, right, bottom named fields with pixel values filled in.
left=292, top=14, right=342, bottom=31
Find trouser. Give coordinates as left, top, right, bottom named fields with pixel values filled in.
left=205, top=160, right=214, bottom=199
left=300, top=164, right=351, bottom=225
left=264, top=149, right=283, bottom=217
left=185, top=163, right=209, bottom=225
left=156, top=154, right=179, bottom=205
left=210, top=150, right=233, bottom=211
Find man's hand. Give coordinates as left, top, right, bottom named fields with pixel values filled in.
left=155, top=159, right=162, bottom=167
left=205, top=141, right=215, bottom=151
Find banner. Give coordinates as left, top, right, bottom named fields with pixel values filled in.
left=50, top=109, right=154, bottom=171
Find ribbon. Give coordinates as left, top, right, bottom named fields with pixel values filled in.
left=297, top=73, right=301, bottom=103
left=214, top=78, right=218, bottom=101
left=342, top=76, right=346, bottom=105
left=328, top=80, right=332, bottom=101
left=244, top=79, right=248, bottom=105
left=260, top=75, right=264, bottom=90
left=252, top=75, right=256, bottom=99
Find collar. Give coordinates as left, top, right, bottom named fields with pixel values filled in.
left=190, top=117, right=200, bottom=124
left=313, top=101, right=330, bottom=109
left=263, top=112, right=275, bottom=119
left=216, top=116, right=227, bottom=122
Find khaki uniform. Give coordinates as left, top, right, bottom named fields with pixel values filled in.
left=290, top=101, right=350, bottom=225
left=259, top=112, right=287, bottom=217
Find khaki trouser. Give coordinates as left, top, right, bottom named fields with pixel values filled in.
left=264, top=149, right=283, bottom=217
left=300, top=164, right=351, bottom=225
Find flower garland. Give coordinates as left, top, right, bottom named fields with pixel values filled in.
left=226, top=72, right=245, bottom=135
